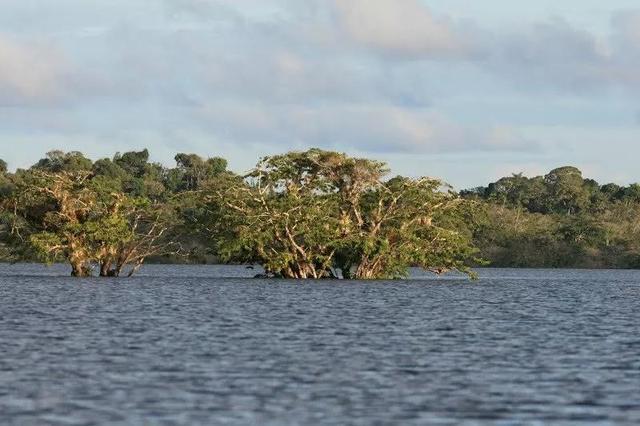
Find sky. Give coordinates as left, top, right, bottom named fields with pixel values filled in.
left=1, top=0, right=639, bottom=189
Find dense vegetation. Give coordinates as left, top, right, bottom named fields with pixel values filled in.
left=2, top=151, right=640, bottom=277
left=464, top=167, right=640, bottom=268
left=0, top=149, right=477, bottom=279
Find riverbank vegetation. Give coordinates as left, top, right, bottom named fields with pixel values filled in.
left=464, top=167, right=640, bottom=268
left=2, top=150, right=640, bottom=277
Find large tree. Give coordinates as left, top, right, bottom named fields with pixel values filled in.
left=87, top=186, right=183, bottom=277
left=9, top=167, right=182, bottom=277
left=544, top=166, right=589, bottom=215
left=206, top=149, right=478, bottom=279
left=172, top=153, right=228, bottom=191
left=0, top=162, right=17, bottom=259
left=209, top=152, right=342, bottom=279
left=33, top=151, right=93, bottom=173
left=335, top=176, right=479, bottom=279
left=14, top=170, right=97, bottom=276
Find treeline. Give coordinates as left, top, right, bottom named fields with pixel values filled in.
left=2, top=151, right=640, bottom=277
left=0, top=149, right=477, bottom=279
left=463, top=167, right=640, bottom=268
left=0, top=150, right=229, bottom=276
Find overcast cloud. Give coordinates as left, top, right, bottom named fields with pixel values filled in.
left=0, top=0, right=638, bottom=188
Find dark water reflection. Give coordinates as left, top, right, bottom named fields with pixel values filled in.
left=1, top=264, right=639, bottom=425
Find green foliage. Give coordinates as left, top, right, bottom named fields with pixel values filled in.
left=334, top=176, right=479, bottom=279
left=33, top=151, right=93, bottom=173
left=114, top=149, right=149, bottom=178
left=209, top=153, right=342, bottom=279
left=93, top=158, right=123, bottom=176
left=206, top=149, right=478, bottom=279
left=4, top=161, right=183, bottom=277
left=173, top=153, right=228, bottom=191
left=5, top=148, right=640, bottom=278
left=467, top=166, right=640, bottom=268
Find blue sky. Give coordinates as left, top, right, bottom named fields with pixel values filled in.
left=0, top=0, right=639, bottom=189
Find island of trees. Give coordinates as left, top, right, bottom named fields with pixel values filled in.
left=1, top=149, right=640, bottom=278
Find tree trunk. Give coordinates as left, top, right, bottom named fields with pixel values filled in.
left=99, top=260, right=112, bottom=277
left=127, top=259, right=145, bottom=277
left=69, top=239, right=91, bottom=277
left=355, top=260, right=380, bottom=280
left=70, top=258, right=91, bottom=277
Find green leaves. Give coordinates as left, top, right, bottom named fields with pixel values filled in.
left=29, top=232, right=64, bottom=263
left=204, top=149, right=478, bottom=280
left=3, top=166, right=183, bottom=276
left=465, top=166, right=640, bottom=268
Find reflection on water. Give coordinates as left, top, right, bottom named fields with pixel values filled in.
left=1, top=265, right=639, bottom=424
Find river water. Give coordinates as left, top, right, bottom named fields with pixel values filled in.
left=0, top=264, right=639, bottom=425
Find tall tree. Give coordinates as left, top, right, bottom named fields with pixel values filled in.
left=211, top=152, right=341, bottom=279
left=114, top=149, right=150, bottom=178
left=544, top=166, right=589, bottom=215
left=10, top=168, right=182, bottom=277
left=336, top=176, right=479, bottom=279
left=33, top=151, right=93, bottom=173
left=86, top=181, right=183, bottom=277
left=15, top=170, right=97, bottom=276
left=173, top=153, right=228, bottom=191
left=206, top=149, right=478, bottom=279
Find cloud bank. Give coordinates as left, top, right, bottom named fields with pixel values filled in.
left=0, top=0, right=639, bottom=187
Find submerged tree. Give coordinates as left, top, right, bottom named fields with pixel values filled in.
left=209, top=152, right=341, bottom=279
left=88, top=193, right=183, bottom=277
left=10, top=167, right=182, bottom=277
left=205, top=149, right=479, bottom=279
left=0, top=162, right=18, bottom=260
left=335, top=176, right=479, bottom=279
left=13, top=171, right=97, bottom=276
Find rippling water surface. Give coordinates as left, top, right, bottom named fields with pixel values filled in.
left=1, top=264, right=639, bottom=425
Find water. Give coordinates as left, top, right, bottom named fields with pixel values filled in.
left=1, top=264, right=639, bottom=425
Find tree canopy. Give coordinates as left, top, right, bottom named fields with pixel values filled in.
left=203, top=149, right=478, bottom=279
left=464, top=166, right=640, bottom=268
left=0, top=149, right=228, bottom=276
left=3, top=150, right=639, bottom=277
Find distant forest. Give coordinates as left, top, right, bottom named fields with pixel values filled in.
left=1, top=149, right=640, bottom=277
left=463, top=167, right=640, bottom=269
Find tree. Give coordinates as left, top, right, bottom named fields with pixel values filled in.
left=487, top=173, right=530, bottom=207
left=88, top=194, right=183, bottom=277
left=173, top=153, right=228, bottom=191
left=601, top=183, right=623, bottom=201
left=210, top=152, right=342, bottom=279
left=92, top=158, right=128, bottom=182
left=14, top=170, right=97, bottom=276
left=333, top=175, right=478, bottom=279
left=544, top=166, right=589, bottom=215
left=206, top=149, right=478, bottom=279
left=33, top=151, right=93, bottom=173
left=10, top=168, right=182, bottom=277
left=620, top=183, right=640, bottom=205
left=0, top=169, right=17, bottom=260
left=114, top=149, right=150, bottom=178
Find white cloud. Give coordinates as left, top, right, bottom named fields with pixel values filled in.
left=3, top=0, right=640, bottom=186
left=194, top=102, right=534, bottom=154
left=0, top=35, right=68, bottom=104
left=333, top=0, right=464, bottom=56
left=483, top=15, right=640, bottom=93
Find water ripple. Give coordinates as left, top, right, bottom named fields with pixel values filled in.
left=0, top=265, right=639, bottom=424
